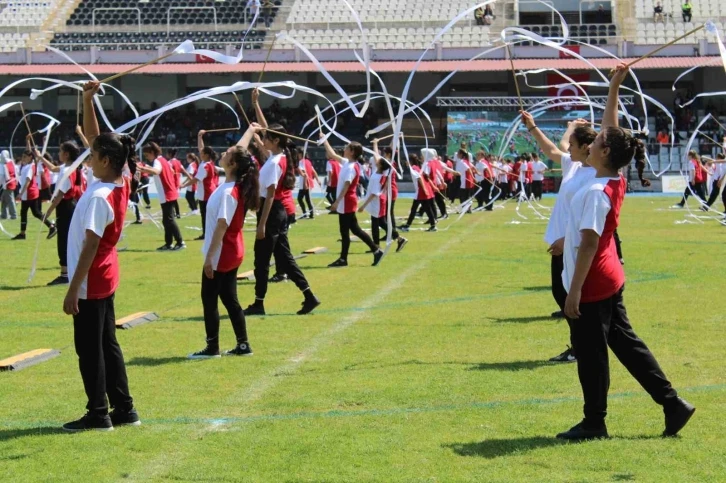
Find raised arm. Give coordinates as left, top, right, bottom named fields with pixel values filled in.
left=603, top=63, right=629, bottom=129
left=76, top=125, right=90, bottom=149
left=197, top=130, right=206, bottom=156
left=251, top=89, right=268, bottom=128
left=521, top=111, right=566, bottom=164
left=82, top=81, right=101, bottom=147
left=321, top=135, right=344, bottom=163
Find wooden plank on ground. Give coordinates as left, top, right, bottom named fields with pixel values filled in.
left=0, top=349, right=61, bottom=372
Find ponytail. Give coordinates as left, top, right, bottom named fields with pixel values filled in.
left=229, top=147, right=260, bottom=212
left=61, top=141, right=83, bottom=186
left=93, top=132, right=137, bottom=176
left=281, top=140, right=296, bottom=190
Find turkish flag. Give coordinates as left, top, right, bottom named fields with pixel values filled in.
left=547, top=73, right=590, bottom=110
left=195, top=54, right=215, bottom=63
left=559, top=45, right=580, bottom=58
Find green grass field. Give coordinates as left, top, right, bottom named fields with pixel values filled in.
left=1, top=196, right=725, bottom=482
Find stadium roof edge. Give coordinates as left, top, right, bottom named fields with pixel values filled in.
left=0, top=56, right=722, bottom=75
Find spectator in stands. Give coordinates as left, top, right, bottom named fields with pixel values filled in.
left=681, top=1, right=692, bottom=22
left=654, top=2, right=665, bottom=23
left=263, top=0, right=275, bottom=28
left=474, top=7, right=484, bottom=25
left=656, top=130, right=669, bottom=145
left=595, top=4, right=608, bottom=23
left=484, top=5, right=494, bottom=25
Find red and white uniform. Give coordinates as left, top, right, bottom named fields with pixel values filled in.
left=20, top=163, right=39, bottom=201
left=202, top=181, right=246, bottom=272
left=335, top=158, right=361, bottom=214
left=444, top=159, right=454, bottom=184
left=186, top=161, right=198, bottom=194
left=532, top=160, right=547, bottom=181
left=1, top=157, right=17, bottom=190
left=195, top=161, right=219, bottom=202
left=326, top=159, right=340, bottom=189
left=169, top=158, right=183, bottom=190
left=563, top=176, right=626, bottom=303
left=38, top=161, right=50, bottom=191
left=475, top=159, right=491, bottom=183
left=364, top=171, right=387, bottom=218
left=67, top=180, right=130, bottom=300
left=455, top=155, right=471, bottom=189
left=691, top=159, right=706, bottom=184
left=300, top=158, right=315, bottom=190
left=58, top=166, right=83, bottom=201
left=258, top=152, right=286, bottom=200
left=526, top=161, right=534, bottom=183
left=463, top=160, right=475, bottom=190
left=390, top=160, right=399, bottom=201
left=518, top=161, right=528, bottom=184
left=412, top=165, right=434, bottom=201
left=152, top=156, right=178, bottom=204
left=544, top=154, right=595, bottom=246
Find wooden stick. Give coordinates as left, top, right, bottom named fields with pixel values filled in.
left=376, top=133, right=429, bottom=141
left=700, top=132, right=725, bottom=148
left=19, top=104, right=36, bottom=148
left=608, top=24, right=705, bottom=78
left=711, top=118, right=726, bottom=132
left=263, top=128, right=310, bottom=144
left=506, top=43, right=524, bottom=112
left=231, top=91, right=251, bottom=125
left=205, top=127, right=240, bottom=133
left=257, top=37, right=277, bottom=84
left=98, top=51, right=176, bottom=84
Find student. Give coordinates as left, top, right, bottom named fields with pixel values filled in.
left=445, top=156, right=458, bottom=203
left=322, top=136, right=385, bottom=267
left=455, top=148, right=476, bottom=209
left=297, top=149, right=319, bottom=219
left=0, top=149, right=18, bottom=220
left=475, top=151, right=494, bottom=210
left=325, top=154, right=341, bottom=206
left=674, top=150, right=707, bottom=207
left=426, top=152, right=451, bottom=219
left=137, top=143, right=185, bottom=251
left=380, top=144, right=401, bottom=231
left=184, top=153, right=199, bottom=213
left=557, top=64, right=694, bottom=441
left=192, top=131, right=220, bottom=240
left=363, top=140, right=408, bottom=252
left=127, top=155, right=143, bottom=225
left=62, top=80, right=139, bottom=432
left=43, top=141, right=83, bottom=286
left=167, top=148, right=183, bottom=219
left=240, top=119, right=320, bottom=316
left=12, top=149, right=56, bottom=240
left=531, top=153, right=548, bottom=200
left=522, top=113, right=597, bottom=363
left=401, top=153, right=438, bottom=232
left=188, top=138, right=260, bottom=359
left=704, top=153, right=726, bottom=211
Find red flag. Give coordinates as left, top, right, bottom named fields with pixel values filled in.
left=559, top=45, right=580, bottom=58
left=195, top=54, right=214, bottom=63
left=547, top=73, right=590, bottom=110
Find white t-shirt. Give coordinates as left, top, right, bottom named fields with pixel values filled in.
left=202, top=181, right=238, bottom=270
left=712, top=162, right=726, bottom=181
left=151, top=158, right=168, bottom=204
left=562, top=177, right=616, bottom=294
left=519, top=162, right=528, bottom=183
left=258, top=153, right=283, bottom=198
left=85, top=166, right=97, bottom=187
left=57, top=165, right=73, bottom=196
left=475, top=161, right=487, bottom=182
left=544, top=154, right=596, bottom=245
left=335, top=158, right=357, bottom=214
left=364, top=171, right=384, bottom=217
left=67, top=182, right=118, bottom=299
left=455, top=158, right=469, bottom=189
left=19, top=164, right=34, bottom=201
left=35, top=161, right=44, bottom=187
left=532, top=160, right=547, bottom=181
left=499, top=164, right=511, bottom=183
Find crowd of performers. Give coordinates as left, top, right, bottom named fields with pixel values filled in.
left=0, top=64, right=700, bottom=439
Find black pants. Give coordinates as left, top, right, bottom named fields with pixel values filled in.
left=434, top=191, right=447, bottom=217
left=680, top=182, right=706, bottom=204
left=551, top=253, right=574, bottom=355
left=20, top=198, right=52, bottom=232
left=73, top=294, right=133, bottom=415
left=161, top=201, right=182, bottom=246
left=338, top=211, right=378, bottom=260
left=199, top=200, right=207, bottom=236
left=532, top=180, right=543, bottom=200
left=172, top=199, right=180, bottom=218
left=476, top=180, right=493, bottom=209
left=326, top=186, right=336, bottom=205
left=569, top=286, right=678, bottom=425
left=705, top=179, right=721, bottom=208
left=130, top=192, right=141, bottom=222
left=254, top=200, right=310, bottom=300
left=139, top=177, right=151, bottom=206
left=406, top=199, right=436, bottom=227
left=298, top=189, right=313, bottom=217
left=446, top=182, right=458, bottom=203
left=497, top=182, right=510, bottom=199
left=56, top=198, right=76, bottom=268
left=458, top=186, right=472, bottom=205
left=682, top=12, right=691, bottom=22
left=201, top=268, right=248, bottom=347
left=371, top=213, right=400, bottom=245
left=185, top=191, right=197, bottom=212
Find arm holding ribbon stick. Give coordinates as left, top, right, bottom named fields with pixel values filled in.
left=321, top=134, right=346, bottom=212
left=238, top=122, right=271, bottom=240
left=251, top=89, right=268, bottom=129
left=603, top=63, right=629, bottom=130
left=76, top=125, right=90, bottom=149
left=82, top=81, right=102, bottom=146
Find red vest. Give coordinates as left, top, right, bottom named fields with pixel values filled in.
left=4, top=161, right=17, bottom=190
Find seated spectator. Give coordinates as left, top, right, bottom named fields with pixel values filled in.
left=656, top=130, right=669, bottom=145
left=654, top=2, right=664, bottom=22
left=681, top=1, right=692, bottom=22
left=474, top=7, right=484, bottom=26
left=484, top=5, right=494, bottom=25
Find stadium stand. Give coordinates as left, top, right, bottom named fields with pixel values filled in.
left=0, top=32, right=30, bottom=52
left=631, top=0, right=726, bottom=44
left=0, top=0, right=56, bottom=27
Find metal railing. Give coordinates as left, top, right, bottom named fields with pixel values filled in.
left=92, top=7, right=141, bottom=33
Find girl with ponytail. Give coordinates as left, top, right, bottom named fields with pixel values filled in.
left=242, top=92, right=320, bottom=316
left=188, top=138, right=260, bottom=359
left=62, top=80, right=140, bottom=433
left=556, top=63, right=692, bottom=441
left=43, top=140, right=83, bottom=285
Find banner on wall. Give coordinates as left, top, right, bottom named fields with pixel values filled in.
left=547, top=73, right=590, bottom=110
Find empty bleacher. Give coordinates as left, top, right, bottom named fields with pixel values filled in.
left=0, top=32, right=30, bottom=52
left=632, top=0, right=726, bottom=44
left=51, top=29, right=268, bottom=51
left=0, top=0, right=56, bottom=27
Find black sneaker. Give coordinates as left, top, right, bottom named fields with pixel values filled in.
left=551, top=310, right=565, bottom=318
left=269, top=273, right=288, bottom=283
left=156, top=244, right=172, bottom=251
left=132, top=220, right=143, bottom=225
left=11, top=233, right=26, bottom=240
left=109, top=408, right=141, bottom=427
left=372, top=250, right=384, bottom=267
left=47, top=225, right=58, bottom=240
left=328, top=258, right=348, bottom=268
left=426, top=226, right=438, bottom=232
left=47, top=275, right=69, bottom=286
left=62, top=412, right=114, bottom=433
left=556, top=421, right=609, bottom=441
left=549, top=346, right=576, bottom=363
left=298, top=295, right=321, bottom=315
left=244, top=302, right=266, bottom=316
left=224, top=342, right=253, bottom=356
left=188, top=345, right=221, bottom=359
left=663, top=397, right=695, bottom=437
left=194, top=235, right=205, bottom=241
left=145, top=205, right=152, bottom=210
left=396, top=237, right=408, bottom=253
left=172, top=242, right=186, bottom=251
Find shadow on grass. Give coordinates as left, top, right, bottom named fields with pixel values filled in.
left=127, top=356, right=189, bottom=367
left=0, top=285, right=47, bottom=291
left=522, top=286, right=551, bottom=292
left=0, top=426, right=64, bottom=442
left=492, top=315, right=556, bottom=324
left=468, top=360, right=554, bottom=371
left=446, top=437, right=567, bottom=459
